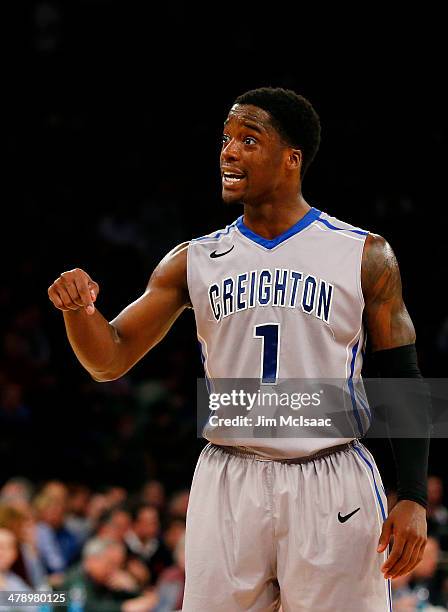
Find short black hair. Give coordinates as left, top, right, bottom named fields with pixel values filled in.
left=234, top=87, right=321, bottom=179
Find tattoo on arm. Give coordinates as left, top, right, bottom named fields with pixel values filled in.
left=362, top=233, right=416, bottom=352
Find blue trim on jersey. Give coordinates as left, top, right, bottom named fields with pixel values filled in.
left=197, top=340, right=211, bottom=394
left=236, top=207, right=321, bottom=249
left=354, top=445, right=386, bottom=520
left=193, top=221, right=238, bottom=242
left=348, top=341, right=364, bottom=436
left=353, top=445, right=392, bottom=612
left=316, top=217, right=368, bottom=236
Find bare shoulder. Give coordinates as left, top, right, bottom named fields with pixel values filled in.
left=362, top=233, right=397, bottom=274
left=361, top=233, right=402, bottom=302
left=361, top=234, right=416, bottom=348
left=148, top=241, right=189, bottom=293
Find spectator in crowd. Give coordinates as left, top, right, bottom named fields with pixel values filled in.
left=141, top=481, right=166, bottom=513
left=427, top=476, right=448, bottom=547
left=0, top=504, right=47, bottom=589
left=154, top=534, right=185, bottom=612
left=94, top=506, right=150, bottom=588
left=167, top=490, right=189, bottom=521
left=96, top=507, right=132, bottom=542
left=40, top=480, right=68, bottom=504
left=85, top=492, right=110, bottom=530
left=61, top=537, right=158, bottom=612
left=125, top=505, right=171, bottom=584
left=410, top=536, right=448, bottom=609
left=392, top=536, right=448, bottom=610
left=34, top=492, right=79, bottom=577
left=102, top=486, right=128, bottom=509
left=0, top=527, right=35, bottom=611
left=0, top=477, right=34, bottom=509
left=65, top=483, right=93, bottom=545
left=162, top=518, right=185, bottom=557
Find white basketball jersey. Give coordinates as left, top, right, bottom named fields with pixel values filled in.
left=187, top=207, right=371, bottom=458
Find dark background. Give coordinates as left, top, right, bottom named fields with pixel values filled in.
left=2, top=2, right=447, bottom=497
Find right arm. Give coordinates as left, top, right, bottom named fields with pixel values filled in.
left=47, top=242, right=190, bottom=381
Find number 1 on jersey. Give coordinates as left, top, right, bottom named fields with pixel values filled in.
left=254, top=323, right=280, bottom=384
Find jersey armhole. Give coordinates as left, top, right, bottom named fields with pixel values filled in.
left=357, top=233, right=369, bottom=309
left=186, top=242, right=194, bottom=309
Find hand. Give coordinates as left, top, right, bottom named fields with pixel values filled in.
left=377, top=499, right=427, bottom=579
left=48, top=268, right=99, bottom=315
left=107, top=569, right=138, bottom=592
left=127, top=558, right=150, bottom=586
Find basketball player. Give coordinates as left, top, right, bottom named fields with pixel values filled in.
left=48, top=88, right=429, bottom=611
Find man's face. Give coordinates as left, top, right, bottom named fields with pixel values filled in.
left=220, top=104, right=289, bottom=205
left=110, top=510, right=131, bottom=540
left=42, top=499, right=65, bottom=528
left=85, top=544, right=125, bottom=584
left=135, top=507, right=159, bottom=540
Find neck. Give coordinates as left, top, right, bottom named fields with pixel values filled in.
left=242, top=194, right=311, bottom=240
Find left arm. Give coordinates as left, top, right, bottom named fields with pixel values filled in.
left=362, top=233, right=428, bottom=580
left=362, top=232, right=415, bottom=351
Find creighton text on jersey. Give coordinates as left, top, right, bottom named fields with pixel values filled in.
left=208, top=268, right=334, bottom=323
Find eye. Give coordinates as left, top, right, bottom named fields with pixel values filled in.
left=243, top=136, right=257, bottom=145
left=222, top=134, right=230, bottom=145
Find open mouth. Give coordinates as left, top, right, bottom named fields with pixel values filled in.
left=222, top=171, right=246, bottom=185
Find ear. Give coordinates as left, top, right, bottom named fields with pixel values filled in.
left=286, top=148, right=302, bottom=172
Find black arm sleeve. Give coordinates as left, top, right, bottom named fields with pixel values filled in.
left=372, top=344, right=430, bottom=509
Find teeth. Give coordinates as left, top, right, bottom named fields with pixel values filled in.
left=223, top=173, right=244, bottom=183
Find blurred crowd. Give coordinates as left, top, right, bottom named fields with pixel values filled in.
left=1, top=475, right=448, bottom=610
left=0, top=477, right=189, bottom=611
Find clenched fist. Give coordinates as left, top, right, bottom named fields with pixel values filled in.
left=48, top=268, right=99, bottom=315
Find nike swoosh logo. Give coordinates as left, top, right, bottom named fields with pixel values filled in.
left=209, top=245, right=235, bottom=258
left=338, top=507, right=360, bottom=523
